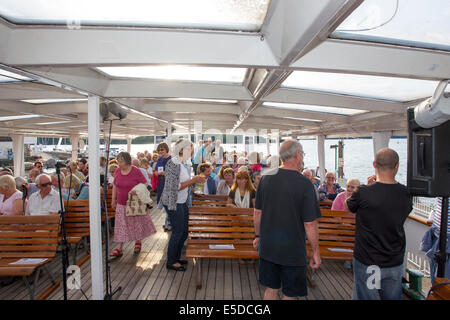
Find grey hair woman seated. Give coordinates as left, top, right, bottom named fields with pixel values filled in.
left=0, top=175, right=26, bottom=215
left=161, top=139, right=206, bottom=271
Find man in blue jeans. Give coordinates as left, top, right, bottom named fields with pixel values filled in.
left=346, top=148, right=413, bottom=300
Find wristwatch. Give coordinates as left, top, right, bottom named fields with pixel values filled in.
left=255, top=235, right=259, bottom=238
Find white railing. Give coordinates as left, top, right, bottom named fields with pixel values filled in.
left=412, top=197, right=435, bottom=220
left=407, top=251, right=430, bottom=278
left=406, top=197, right=435, bottom=280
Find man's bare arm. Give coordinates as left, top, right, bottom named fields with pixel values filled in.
left=304, top=220, right=321, bottom=269
left=253, top=209, right=262, bottom=250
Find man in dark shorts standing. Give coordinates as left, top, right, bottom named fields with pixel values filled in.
left=253, top=140, right=321, bottom=300
left=346, top=148, right=413, bottom=300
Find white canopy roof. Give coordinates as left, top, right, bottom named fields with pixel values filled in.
left=0, top=0, right=449, bottom=140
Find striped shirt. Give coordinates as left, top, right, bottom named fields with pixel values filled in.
left=429, top=197, right=450, bottom=235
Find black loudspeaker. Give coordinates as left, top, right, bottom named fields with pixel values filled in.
left=407, top=108, right=450, bottom=197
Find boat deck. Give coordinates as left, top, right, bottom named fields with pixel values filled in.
left=1, top=206, right=356, bottom=300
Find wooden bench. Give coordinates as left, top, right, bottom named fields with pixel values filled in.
left=104, top=188, right=115, bottom=219
left=427, top=278, right=450, bottom=300
left=186, top=206, right=258, bottom=289
left=192, top=194, right=228, bottom=206
left=319, top=201, right=332, bottom=208
left=306, top=208, right=355, bottom=287
left=193, top=194, right=228, bottom=201
left=62, top=200, right=91, bottom=264
left=191, top=200, right=228, bottom=207
left=0, top=215, right=60, bottom=300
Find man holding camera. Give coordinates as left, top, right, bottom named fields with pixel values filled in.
left=346, top=148, right=412, bottom=300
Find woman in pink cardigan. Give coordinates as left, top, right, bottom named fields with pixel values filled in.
left=331, top=178, right=360, bottom=211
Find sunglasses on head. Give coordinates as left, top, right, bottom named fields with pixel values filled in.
left=39, top=182, right=52, bottom=187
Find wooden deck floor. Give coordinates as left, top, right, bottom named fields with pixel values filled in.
left=0, top=206, right=355, bottom=300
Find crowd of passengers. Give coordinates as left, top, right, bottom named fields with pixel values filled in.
left=0, top=137, right=448, bottom=299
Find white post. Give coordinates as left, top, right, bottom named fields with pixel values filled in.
left=167, top=122, right=172, bottom=152
left=87, top=95, right=104, bottom=300
left=266, top=135, right=270, bottom=156
left=317, top=134, right=326, bottom=180
left=70, top=133, right=80, bottom=161
left=126, top=136, right=132, bottom=154
left=271, top=129, right=280, bottom=155
left=275, top=136, right=280, bottom=156
left=372, top=131, right=392, bottom=157
left=11, top=134, right=25, bottom=177
left=194, top=120, right=202, bottom=145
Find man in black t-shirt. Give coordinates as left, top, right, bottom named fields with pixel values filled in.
left=254, top=140, right=321, bottom=300
left=346, top=148, right=412, bottom=300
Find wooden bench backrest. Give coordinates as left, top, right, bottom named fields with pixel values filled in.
left=106, top=188, right=113, bottom=208
left=191, top=200, right=228, bottom=207
left=188, top=206, right=255, bottom=244
left=193, top=194, right=228, bottom=201
left=315, top=209, right=356, bottom=248
left=64, top=200, right=91, bottom=237
left=0, top=215, right=60, bottom=259
left=319, top=201, right=332, bottom=208
left=105, top=189, right=115, bottom=217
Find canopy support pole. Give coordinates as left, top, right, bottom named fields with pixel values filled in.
left=11, top=134, right=25, bottom=177
left=87, top=95, right=104, bottom=300
left=317, top=134, right=326, bottom=180
left=70, top=134, right=80, bottom=161
left=126, top=136, right=132, bottom=154
left=372, top=131, right=392, bottom=156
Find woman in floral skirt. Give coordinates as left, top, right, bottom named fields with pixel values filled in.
left=110, top=152, right=156, bottom=258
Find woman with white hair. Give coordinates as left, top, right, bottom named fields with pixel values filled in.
left=161, top=138, right=206, bottom=271
left=331, top=178, right=360, bottom=211
left=0, top=175, right=25, bottom=215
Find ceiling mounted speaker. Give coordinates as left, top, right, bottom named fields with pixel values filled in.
left=100, top=102, right=109, bottom=121
left=107, top=102, right=127, bottom=120
left=100, top=101, right=128, bottom=121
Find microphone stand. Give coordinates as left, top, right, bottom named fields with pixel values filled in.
left=56, top=165, right=69, bottom=301
left=436, top=197, right=448, bottom=278
left=21, top=185, right=27, bottom=216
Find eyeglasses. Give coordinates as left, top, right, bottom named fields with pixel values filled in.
left=39, top=182, right=52, bottom=187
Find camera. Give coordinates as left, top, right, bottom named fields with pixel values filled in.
left=55, top=161, right=66, bottom=169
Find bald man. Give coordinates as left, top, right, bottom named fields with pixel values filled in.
left=254, top=140, right=321, bottom=300
left=346, top=148, right=412, bottom=300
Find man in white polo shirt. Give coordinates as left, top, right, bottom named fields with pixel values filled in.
left=26, top=174, right=61, bottom=216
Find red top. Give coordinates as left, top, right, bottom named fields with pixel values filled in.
left=114, top=166, right=147, bottom=205
left=251, top=164, right=263, bottom=173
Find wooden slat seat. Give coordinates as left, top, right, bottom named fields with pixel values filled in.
left=427, top=278, right=450, bottom=300
left=191, top=200, right=228, bottom=207
left=186, top=206, right=257, bottom=289
left=306, top=209, right=355, bottom=287
left=106, top=189, right=115, bottom=218
left=61, top=200, right=92, bottom=264
left=0, top=215, right=60, bottom=299
left=186, top=244, right=258, bottom=259
left=63, top=200, right=91, bottom=238
left=319, top=201, right=332, bottom=208
left=192, top=194, right=228, bottom=201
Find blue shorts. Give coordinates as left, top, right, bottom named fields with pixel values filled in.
left=258, top=258, right=307, bottom=297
